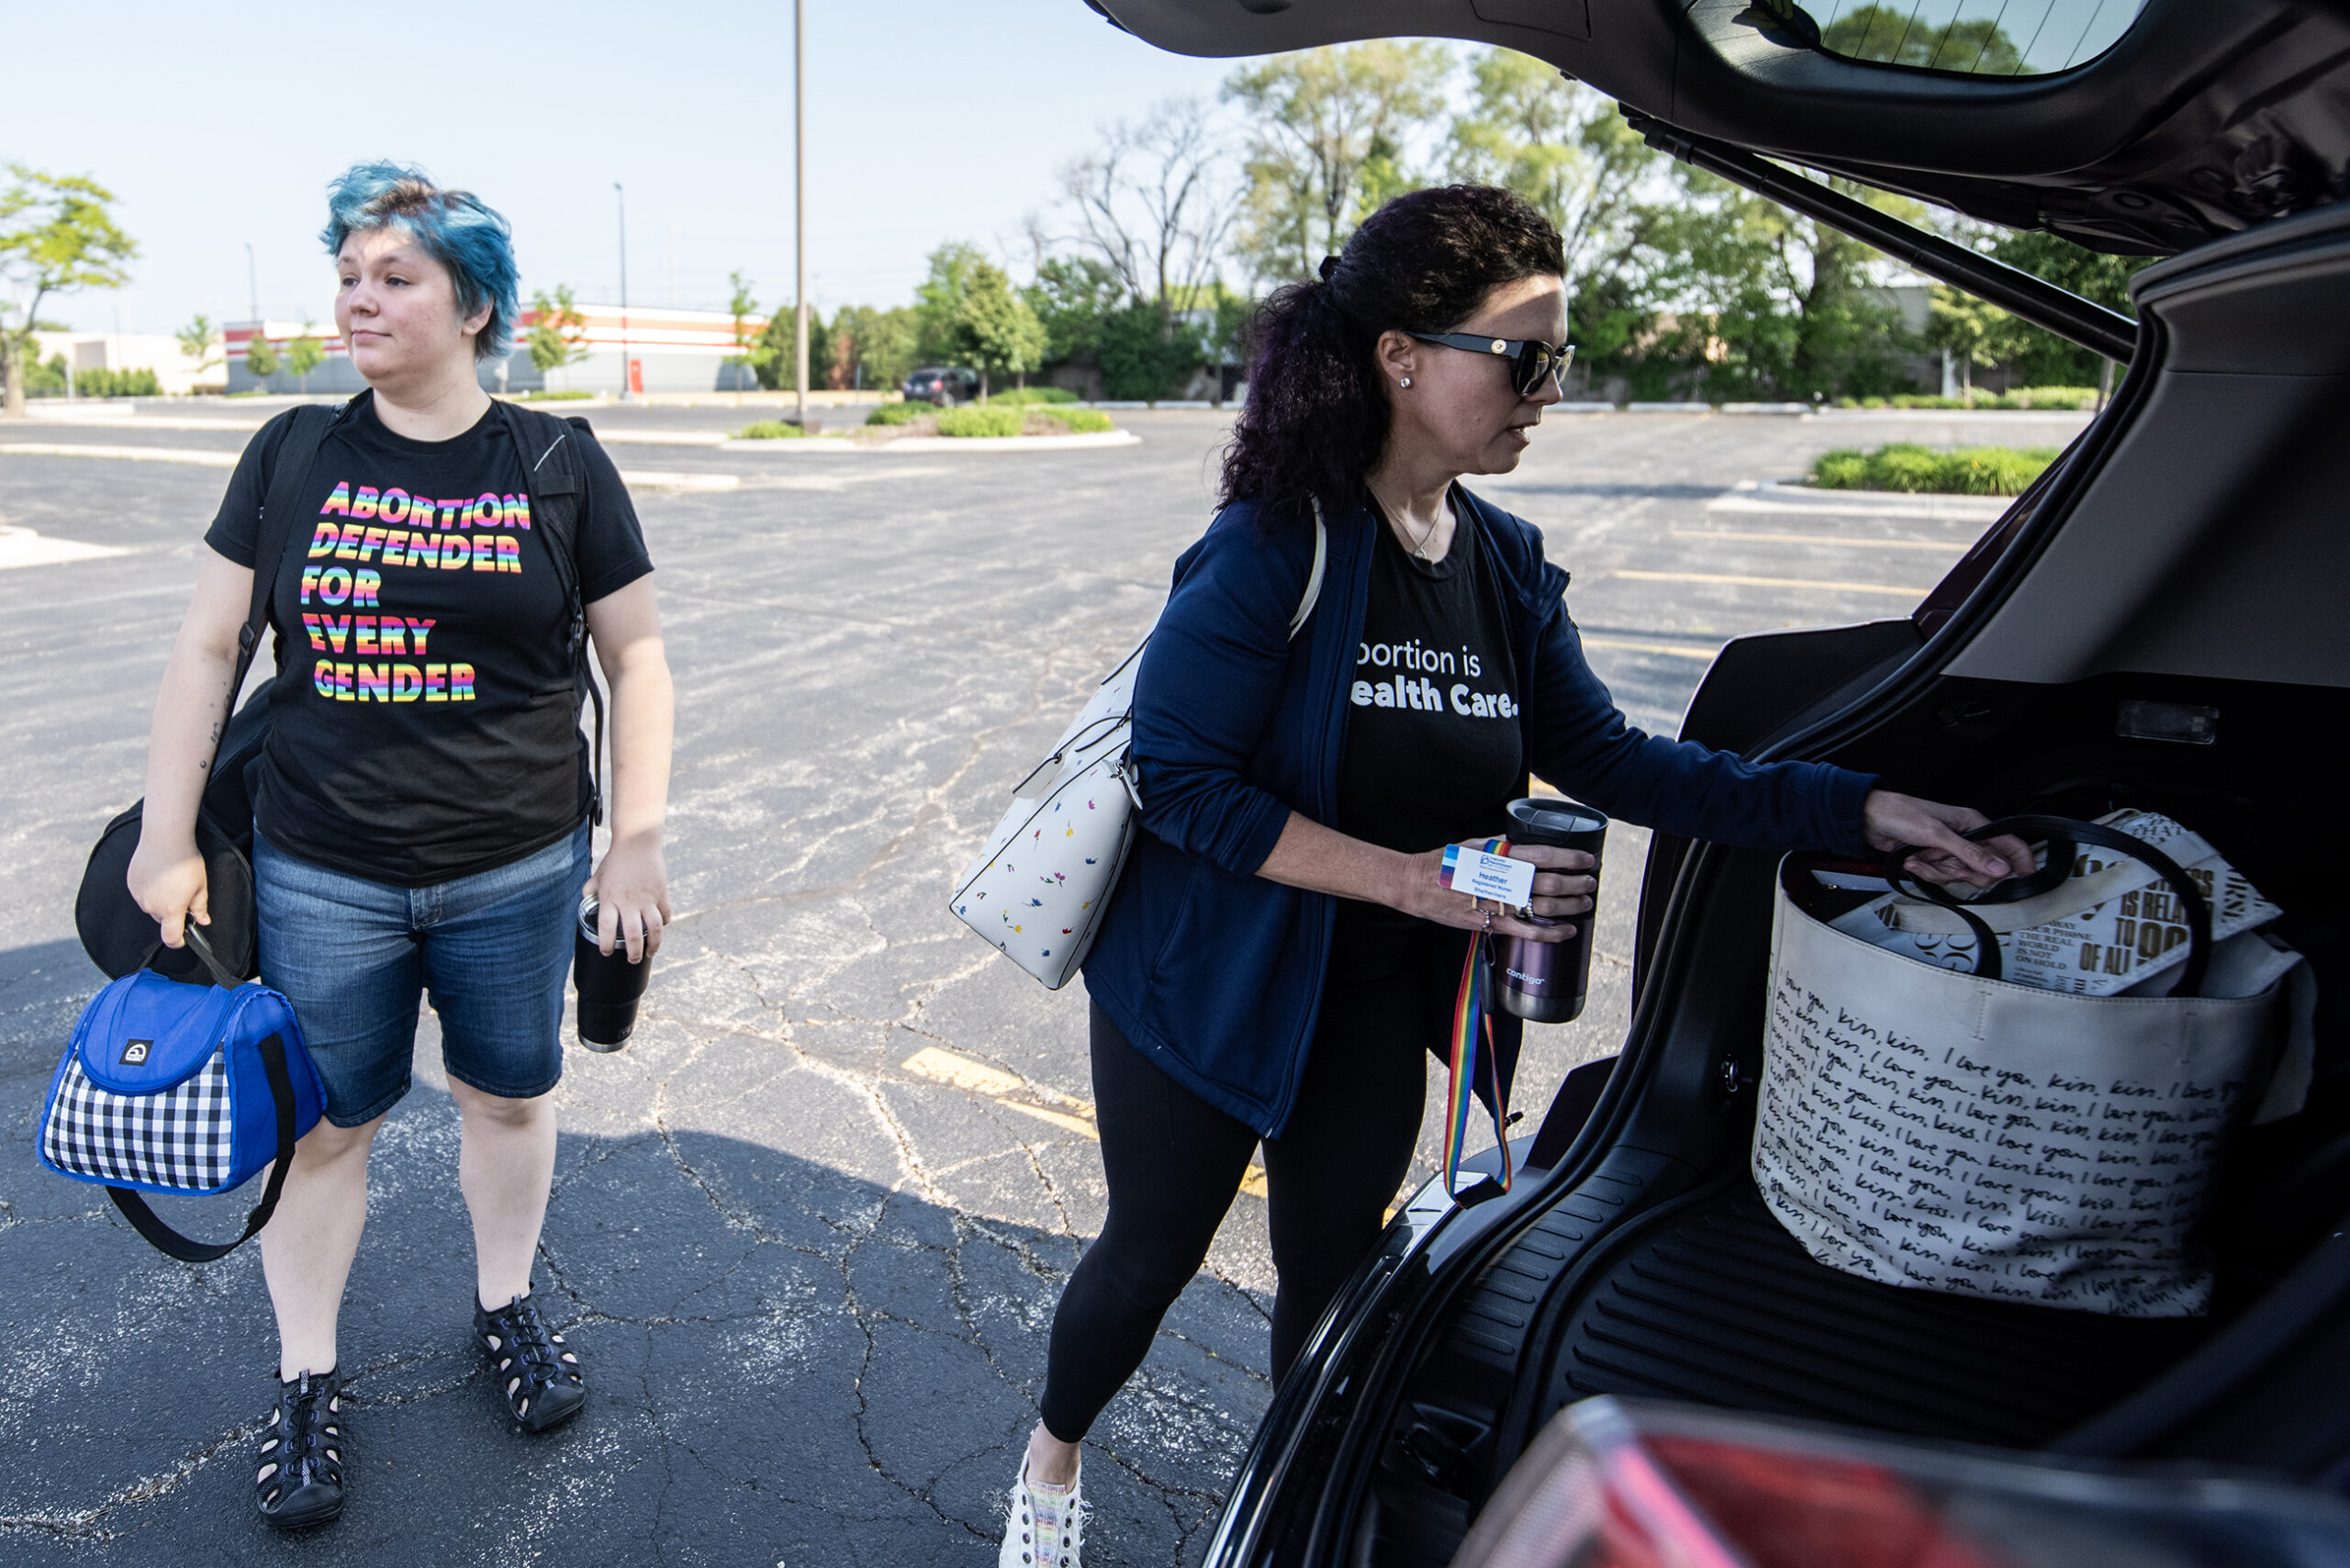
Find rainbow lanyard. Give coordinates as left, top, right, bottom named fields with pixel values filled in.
left=1443, top=836, right=1515, bottom=1197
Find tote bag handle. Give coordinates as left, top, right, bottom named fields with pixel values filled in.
left=1882, top=813, right=2212, bottom=996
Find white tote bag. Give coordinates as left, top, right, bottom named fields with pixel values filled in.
left=1753, top=814, right=2299, bottom=1317
left=949, top=508, right=1326, bottom=989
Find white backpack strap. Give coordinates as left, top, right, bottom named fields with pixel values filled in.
left=1288, top=498, right=1328, bottom=642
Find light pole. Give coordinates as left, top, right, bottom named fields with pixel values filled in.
left=794, top=0, right=809, bottom=428
left=244, top=242, right=259, bottom=324
left=615, top=182, right=634, bottom=403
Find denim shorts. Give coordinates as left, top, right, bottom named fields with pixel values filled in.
left=253, top=824, right=591, bottom=1127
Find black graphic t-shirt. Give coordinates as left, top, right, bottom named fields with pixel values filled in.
left=1335, top=503, right=1524, bottom=933
left=206, top=395, right=653, bottom=887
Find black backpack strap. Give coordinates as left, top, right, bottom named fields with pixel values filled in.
left=108, top=1029, right=299, bottom=1264
left=236, top=403, right=341, bottom=699
left=498, top=400, right=605, bottom=824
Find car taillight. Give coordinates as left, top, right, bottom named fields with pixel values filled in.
left=1453, top=1397, right=2350, bottom=1568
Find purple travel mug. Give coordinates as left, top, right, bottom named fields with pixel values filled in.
left=1493, top=797, right=1608, bottom=1025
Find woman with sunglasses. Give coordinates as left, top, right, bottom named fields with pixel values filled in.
left=995, top=185, right=2019, bottom=1566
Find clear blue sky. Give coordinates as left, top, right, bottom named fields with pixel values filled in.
left=9, top=0, right=1253, bottom=334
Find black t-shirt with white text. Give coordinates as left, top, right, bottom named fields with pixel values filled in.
left=206, top=395, right=653, bottom=887
left=1334, top=504, right=1524, bottom=935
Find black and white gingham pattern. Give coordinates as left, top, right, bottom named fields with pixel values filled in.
left=41, top=1047, right=234, bottom=1192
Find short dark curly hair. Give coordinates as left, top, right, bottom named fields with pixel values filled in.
left=1219, top=185, right=1564, bottom=529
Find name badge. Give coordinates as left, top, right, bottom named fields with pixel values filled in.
left=1440, top=845, right=1536, bottom=911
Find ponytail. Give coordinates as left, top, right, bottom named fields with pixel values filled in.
left=1218, top=274, right=1384, bottom=530
left=1218, top=185, right=1566, bottom=530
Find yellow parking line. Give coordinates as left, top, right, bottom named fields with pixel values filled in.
left=1609, top=569, right=1929, bottom=599
left=996, top=1100, right=1099, bottom=1138
left=902, top=1045, right=1270, bottom=1195
left=1670, top=528, right=1967, bottom=552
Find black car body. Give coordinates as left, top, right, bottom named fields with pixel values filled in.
left=903, top=366, right=980, bottom=406
left=1087, top=2, right=2350, bottom=1562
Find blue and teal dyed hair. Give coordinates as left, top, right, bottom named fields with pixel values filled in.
left=321, top=161, right=519, bottom=361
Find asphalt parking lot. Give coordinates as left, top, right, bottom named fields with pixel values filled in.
left=0, top=398, right=2087, bottom=1565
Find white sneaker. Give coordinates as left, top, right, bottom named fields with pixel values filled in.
left=999, top=1453, right=1087, bottom=1568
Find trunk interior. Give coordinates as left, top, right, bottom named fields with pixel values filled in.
left=1333, top=204, right=2350, bottom=1568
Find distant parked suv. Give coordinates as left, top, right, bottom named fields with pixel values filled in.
left=901, top=366, right=979, bottom=406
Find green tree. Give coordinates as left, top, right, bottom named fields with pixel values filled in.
left=1024, top=256, right=1125, bottom=365
left=725, top=270, right=775, bottom=386
left=285, top=321, right=327, bottom=396
left=951, top=261, right=1047, bottom=400
left=829, top=304, right=920, bottom=392
left=1923, top=285, right=2006, bottom=403
left=913, top=241, right=990, bottom=365
left=176, top=312, right=221, bottom=375
left=527, top=286, right=589, bottom=380
left=1820, top=5, right=2025, bottom=73
left=1636, top=169, right=1914, bottom=401
left=1982, top=230, right=2153, bottom=386
left=1447, top=51, right=1662, bottom=282
left=753, top=303, right=834, bottom=391
left=1096, top=298, right=1197, bottom=400
left=1222, top=41, right=1451, bottom=285
left=242, top=329, right=281, bottom=386
left=0, top=164, right=138, bottom=416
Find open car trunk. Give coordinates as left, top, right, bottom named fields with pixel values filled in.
left=1286, top=174, right=2350, bottom=1568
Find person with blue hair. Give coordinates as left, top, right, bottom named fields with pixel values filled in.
left=128, top=161, right=676, bottom=1529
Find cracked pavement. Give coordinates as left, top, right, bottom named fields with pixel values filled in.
left=0, top=402, right=2084, bottom=1562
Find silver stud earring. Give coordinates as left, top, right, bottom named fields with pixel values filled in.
left=1399, top=375, right=1412, bottom=388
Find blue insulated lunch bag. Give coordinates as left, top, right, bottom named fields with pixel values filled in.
left=39, top=952, right=326, bottom=1263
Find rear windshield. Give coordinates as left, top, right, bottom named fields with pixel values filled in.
left=1807, top=0, right=2146, bottom=76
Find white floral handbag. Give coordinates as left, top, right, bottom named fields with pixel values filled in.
left=949, top=507, right=1327, bottom=988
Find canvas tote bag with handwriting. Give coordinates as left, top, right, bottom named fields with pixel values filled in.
left=1752, top=815, right=2298, bottom=1317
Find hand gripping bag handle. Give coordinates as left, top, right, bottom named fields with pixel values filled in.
left=106, top=928, right=303, bottom=1264
left=1882, top=813, right=2212, bottom=996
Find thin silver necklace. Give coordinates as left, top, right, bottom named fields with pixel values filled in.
left=1370, top=484, right=1443, bottom=560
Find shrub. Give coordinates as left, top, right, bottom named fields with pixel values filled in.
left=937, top=405, right=1024, bottom=438
left=733, top=420, right=807, bottom=439
left=865, top=401, right=935, bottom=427
left=987, top=386, right=1078, bottom=406
left=1810, top=442, right=2058, bottom=495
left=1811, top=449, right=1872, bottom=489
left=1868, top=442, right=1947, bottom=492
left=1036, top=406, right=1113, bottom=433
left=77, top=366, right=162, bottom=398
left=1832, top=386, right=2101, bottom=411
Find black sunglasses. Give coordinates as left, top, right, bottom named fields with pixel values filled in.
left=1406, top=332, right=1576, bottom=397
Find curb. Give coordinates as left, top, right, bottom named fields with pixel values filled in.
left=722, top=431, right=1142, bottom=454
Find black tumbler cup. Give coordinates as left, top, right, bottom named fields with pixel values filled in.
left=1493, top=797, right=1608, bottom=1025
left=574, top=895, right=651, bottom=1052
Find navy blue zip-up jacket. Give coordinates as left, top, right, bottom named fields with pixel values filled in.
left=1082, top=490, right=1876, bottom=1138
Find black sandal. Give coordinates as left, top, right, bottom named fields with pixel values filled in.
left=255, top=1369, right=344, bottom=1529
left=474, top=1293, right=586, bottom=1432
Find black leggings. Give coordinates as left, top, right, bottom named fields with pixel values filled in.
left=1039, top=928, right=1452, bottom=1442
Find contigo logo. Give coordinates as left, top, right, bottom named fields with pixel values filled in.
left=120, top=1039, right=152, bottom=1066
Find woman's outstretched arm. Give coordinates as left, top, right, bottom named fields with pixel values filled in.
left=127, top=550, right=254, bottom=948
left=585, top=576, right=675, bottom=962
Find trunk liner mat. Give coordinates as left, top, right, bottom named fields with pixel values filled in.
left=1542, top=1185, right=2216, bottom=1447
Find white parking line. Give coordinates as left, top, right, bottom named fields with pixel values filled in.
left=1581, top=634, right=1722, bottom=661
left=0, top=526, right=131, bottom=569
left=1670, top=528, right=1969, bottom=552
left=1608, top=568, right=1930, bottom=599
left=0, top=442, right=235, bottom=467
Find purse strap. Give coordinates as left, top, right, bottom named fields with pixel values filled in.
left=107, top=1027, right=300, bottom=1264
left=1883, top=813, right=2213, bottom=997
left=233, top=403, right=341, bottom=705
